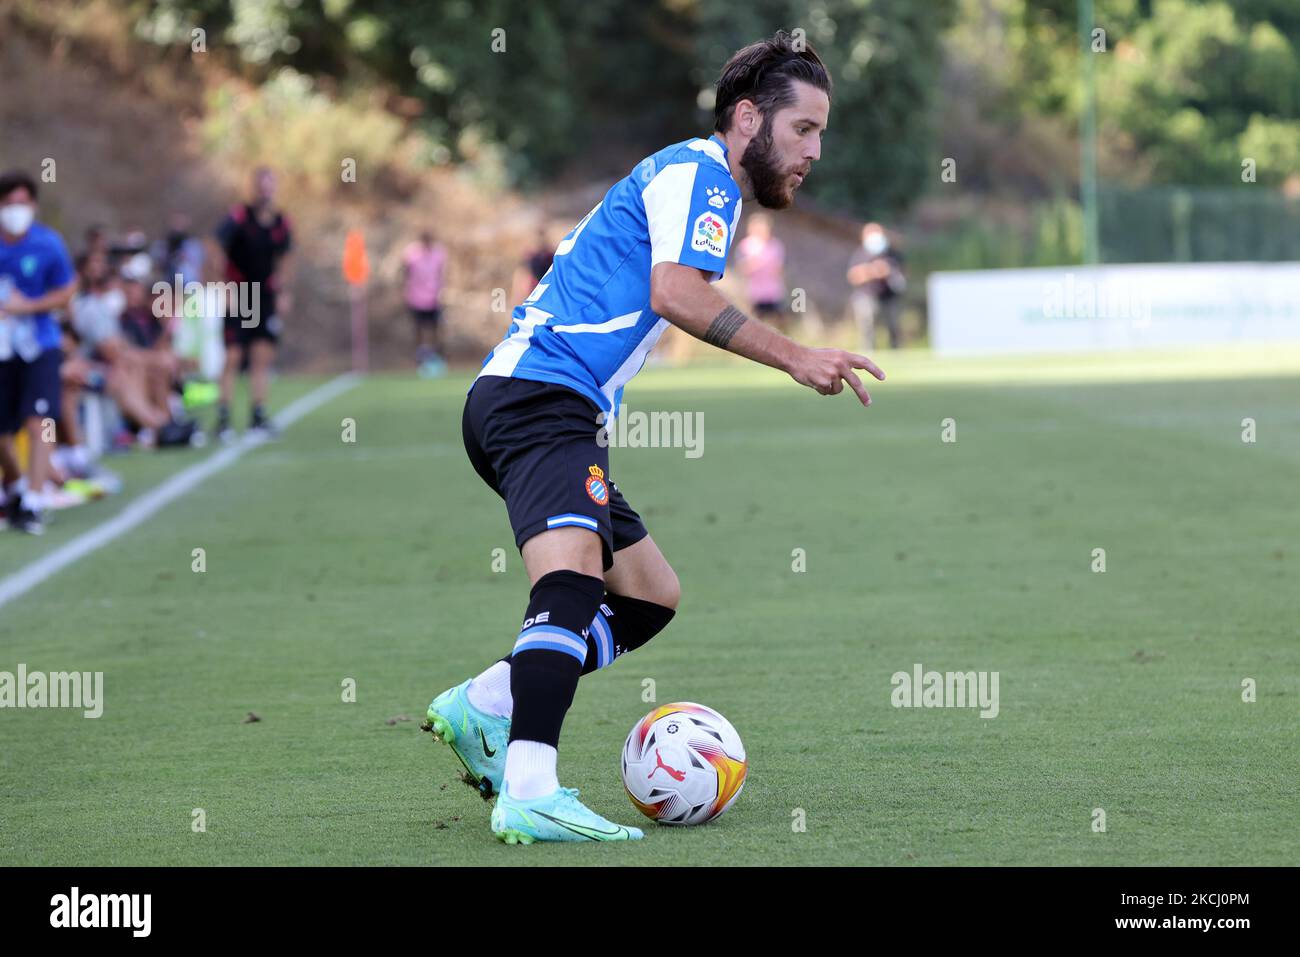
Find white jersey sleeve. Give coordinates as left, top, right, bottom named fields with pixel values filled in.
left=642, top=160, right=740, bottom=280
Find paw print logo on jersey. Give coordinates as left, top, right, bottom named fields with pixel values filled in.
left=691, top=212, right=728, bottom=257
left=705, top=186, right=730, bottom=209
left=585, top=464, right=610, bottom=506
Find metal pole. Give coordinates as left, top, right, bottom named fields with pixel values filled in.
left=1080, top=0, right=1100, bottom=265
left=350, top=283, right=369, bottom=373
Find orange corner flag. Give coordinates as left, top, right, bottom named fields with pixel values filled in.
left=342, top=229, right=370, bottom=286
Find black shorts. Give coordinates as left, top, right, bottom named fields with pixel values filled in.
left=462, top=374, right=648, bottom=571
left=224, top=288, right=281, bottom=347
left=0, top=349, right=62, bottom=434
left=411, top=306, right=442, bottom=326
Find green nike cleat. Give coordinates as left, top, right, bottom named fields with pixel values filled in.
left=491, top=785, right=645, bottom=844
left=422, top=680, right=509, bottom=799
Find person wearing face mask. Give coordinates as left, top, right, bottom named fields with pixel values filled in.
left=847, top=222, right=906, bottom=351
left=0, top=170, right=77, bottom=535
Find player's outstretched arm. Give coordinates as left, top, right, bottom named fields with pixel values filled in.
left=650, top=261, right=885, bottom=406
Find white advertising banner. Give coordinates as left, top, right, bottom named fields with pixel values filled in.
left=929, top=262, right=1300, bottom=355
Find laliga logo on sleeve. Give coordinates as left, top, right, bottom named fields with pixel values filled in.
left=692, top=212, right=727, bottom=256
left=585, top=464, right=610, bottom=505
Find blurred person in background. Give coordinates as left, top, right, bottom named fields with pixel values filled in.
left=55, top=325, right=104, bottom=480
left=401, top=228, right=449, bottom=377
left=83, top=224, right=110, bottom=260
left=0, top=170, right=77, bottom=534
left=119, top=276, right=161, bottom=348
left=847, top=222, right=906, bottom=351
left=69, top=251, right=126, bottom=366
left=215, top=166, right=293, bottom=442
left=1283, top=173, right=1300, bottom=203
left=121, top=277, right=194, bottom=401
left=736, top=212, right=788, bottom=332
left=509, top=225, right=555, bottom=307
left=159, top=211, right=205, bottom=287
left=69, top=252, right=188, bottom=447
left=116, top=230, right=154, bottom=284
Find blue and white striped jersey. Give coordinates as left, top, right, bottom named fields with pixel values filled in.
left=477, top=135, right=742, bottom=418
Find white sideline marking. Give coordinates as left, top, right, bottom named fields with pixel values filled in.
left=0, top=374, right=360, bottom=612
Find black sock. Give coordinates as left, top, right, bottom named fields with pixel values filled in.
left=508, top=569, right=604, bottom=746
left=251, top=403, right=266, bottom=426
left=579, top=592, right=676, bottom=675
left=216, top=403, right=229, bottom=428
left=499, top=592, right=677, bottom=677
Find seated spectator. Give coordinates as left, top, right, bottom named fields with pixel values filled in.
left=123, top=277, right=195, bottom=399
left=120, top=277, right=162, bottom=349
left=158, top=212, right=205, bottom=287
left=54, top=327, right=102, bottom=479
left=115, top=230, right=154, bottom=284
left=70, top=252, right=125, bottom=354
left=69, top=252, right=187, bottom=445
left=83, top=224, right=109, bottom=260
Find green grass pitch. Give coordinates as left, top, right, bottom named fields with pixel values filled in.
left=1, top=347, right=1297, bottom=866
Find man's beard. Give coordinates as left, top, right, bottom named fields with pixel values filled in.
left=740, top=121, right=798, bottom=209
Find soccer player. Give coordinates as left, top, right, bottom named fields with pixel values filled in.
left=214, top=167, right=293, bottom=442
left=425, top=32, right=884, bottom=843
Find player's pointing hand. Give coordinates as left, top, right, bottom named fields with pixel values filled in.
left=787, top=347, right=886, bottom=406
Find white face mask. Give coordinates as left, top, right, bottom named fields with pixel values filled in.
left=0, top=203, right=35, bottom=236
left=863, top=233, right=888, bottom=256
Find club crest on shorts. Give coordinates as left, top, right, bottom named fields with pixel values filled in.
left=585, top=464, right=610, bottom=505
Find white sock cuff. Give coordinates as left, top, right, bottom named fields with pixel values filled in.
left=467, top=660, right=513, bottom=718
left=504, top=740, right=558, bottom=800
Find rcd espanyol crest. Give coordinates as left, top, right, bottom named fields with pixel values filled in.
left=585, top=464, right=610, bottom=505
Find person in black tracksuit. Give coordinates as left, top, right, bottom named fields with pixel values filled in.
left=214, top=166, right=293, bottom=440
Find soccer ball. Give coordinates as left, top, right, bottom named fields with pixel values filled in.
left=621, top=702, right=747, bottom=826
